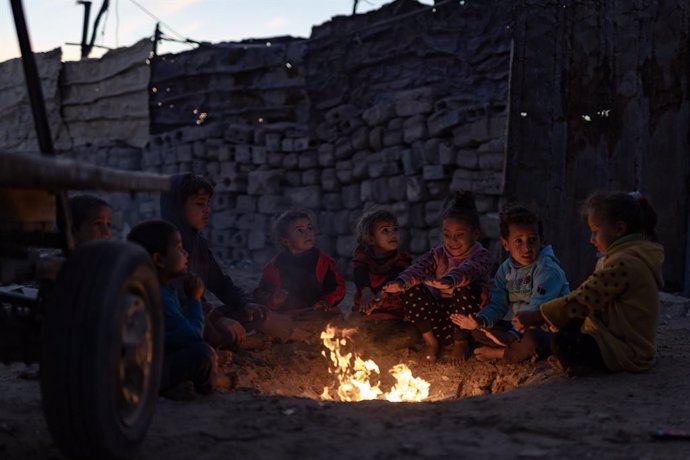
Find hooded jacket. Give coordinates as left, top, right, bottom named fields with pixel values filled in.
left=476, top=244, right=569, bottom=328
left=540, top=235, right=664, bottom=372
left=160, top=174, right=247, bottom=310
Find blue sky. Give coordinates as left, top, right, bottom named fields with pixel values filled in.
left=1, top=0, right=432, bottom=63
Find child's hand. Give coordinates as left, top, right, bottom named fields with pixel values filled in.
left=382, top=281, right=405, bottom=294
left=184, top=273, right=205, bottom=301
left=424, top=278, right=453, bottom=290
left=216, top=317, right=246, bottom=345
left=451, top=313, right=479, bottom=330
left=272, top=289, right=289, bottom=307
left=313, top=300, right=332, bottom=311
left=358, top=287, right=375, bottom=313
left=245, top=302, right=268, bottom=322
left=512, top=310, right=545, bottom=332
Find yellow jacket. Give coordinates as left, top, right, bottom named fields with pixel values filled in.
left=540, top=235, right=664, bottom=372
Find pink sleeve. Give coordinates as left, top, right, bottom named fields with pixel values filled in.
left=397, top=250, right=437, bottom=288
left=445, top=246, right=493, bottom=288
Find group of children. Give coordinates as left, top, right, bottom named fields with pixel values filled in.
left=63, top=172, right=664, bottom=399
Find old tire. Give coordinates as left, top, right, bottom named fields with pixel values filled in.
left=41, top=241, right=163, bottom=460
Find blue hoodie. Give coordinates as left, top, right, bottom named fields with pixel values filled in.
left=476, top=245, right=569, bottom=328
left=161, top=286, right=204, bottom=352
left=160, top=173, right=248, bottom=310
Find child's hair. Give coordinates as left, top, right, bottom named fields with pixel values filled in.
left=499, top=205, right=545, bottom=240
left=441, top=190, right=480, bottom=229
left=57, top=194, right=110, bottom=233
left=179, top=174, right=214, bottom=203
left=271, top=209, right=312, bottom=243
left=127, top=220, right=179, bottom=256
left=355, top=209, right=398, bottom=247
left=582, top=190, right=658, bottom=241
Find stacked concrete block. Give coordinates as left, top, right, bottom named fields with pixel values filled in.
left=9, top=0, right=514, bottom=279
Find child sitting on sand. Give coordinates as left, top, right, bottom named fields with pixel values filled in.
left=350, top=209, right=419, bottom=351
left=383, top=191, right=494, bottom=364
left=254, top=209, right=345, bottom=313
left=453, top=205, right=569, bottom=363
left=128, top=220, right=229, bottom=399
left=513, top=191, right=663, bottom=375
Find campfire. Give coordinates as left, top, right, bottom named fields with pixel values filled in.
left=319, top=324, right=430, bottom=402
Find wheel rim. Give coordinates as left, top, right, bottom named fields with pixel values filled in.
left=117, top=290, right=153, bottom=426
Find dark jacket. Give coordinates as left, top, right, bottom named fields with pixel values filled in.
left=160, top=173, right=247, bottom=310
left=253, top=247, right=345, bottom=310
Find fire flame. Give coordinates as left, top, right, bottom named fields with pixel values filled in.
left=320, top=324, right=430, bottom=402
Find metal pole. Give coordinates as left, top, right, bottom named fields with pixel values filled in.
left=78, top=1, right=92, bottom=59
left=10, top=0, right=74, bottom=250
left=10, top=0, right=55, bottom=155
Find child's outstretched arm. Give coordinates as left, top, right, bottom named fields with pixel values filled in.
left=444, top=245, right=494, bottom=288
left=540, top=260, right=631, bottom=330
left=396, top=250, right=438, bottom=289
left=474, top=263, right=510, bottom=328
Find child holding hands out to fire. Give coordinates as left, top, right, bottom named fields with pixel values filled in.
left=513, top=191, right=663, bottom=375
left=383, top=191, right=494, bottom=364
left=452, top=205, right=569, bottom=363
left=350, top=209, right=419, bottom=351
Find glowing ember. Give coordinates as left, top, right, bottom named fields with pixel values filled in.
left=320, top=325, right=430, bottom=402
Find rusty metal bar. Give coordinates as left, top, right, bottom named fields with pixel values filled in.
left=0, top=152, right=170, bottom=192
left=10, top=0, right=55, bottom=156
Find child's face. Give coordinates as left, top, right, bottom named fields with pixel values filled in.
left=442, top=218, right=479, bottom=257
left=155, top=231, right=188, bottom=277
left=368, top=220, right=399, bottom=253
left=183, top=191, right=210, bottom=231
left=74, top=205, right=112, bottom=245
left=587, top=213, right=626, bottom=253
left=280, top=217, right=315, bottom=255
left=501, top=223, right=541, bottom=266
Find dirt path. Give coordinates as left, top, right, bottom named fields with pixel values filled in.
left=2, top=269, right=690, bottom=459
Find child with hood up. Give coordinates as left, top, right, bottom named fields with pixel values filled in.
left=160, top=173, right=271, bottom=350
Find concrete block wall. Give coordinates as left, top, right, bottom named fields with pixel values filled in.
left=1, top=0, right=512, bottom=280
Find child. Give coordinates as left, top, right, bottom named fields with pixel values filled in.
left=453, top=205, right=569, bottom=363
left=160, top=173, right=268, bottom=350
left=350, top=209, right=419, bottom=351
left=127, top=220, right=220, bottom=399
left=57, top=194, right=112, bottom=245
left=383, top=191, right=494, bottom=364
left=513, top=191, right=663, bottom=375
left=254, top=209, right=345, bottom=312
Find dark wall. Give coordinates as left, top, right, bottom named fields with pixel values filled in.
left=506, top=0, right=690, bottom=290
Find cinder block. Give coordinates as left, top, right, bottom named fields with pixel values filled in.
left=403, top=115, right=428, bottom=144
left=318, top=143, right=335, bottom=167
left=321, top=168, right=339, bottom=191
left=335, top=160, right=353, bottom=184
left=301, top=169, right=319, bottom=186
left=394, top=87, right=436, bottom=117
left=298, top=151, right=318, bottom=169
left=423, top=165, right=446, bottom=180
left=286, top=186, right=322, bottom=209
left=247, top=170, right=282, bottom=195
left=362, top=101, right=395, bottom=126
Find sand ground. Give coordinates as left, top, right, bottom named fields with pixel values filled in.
left=2, top=270, right=690, bottom=460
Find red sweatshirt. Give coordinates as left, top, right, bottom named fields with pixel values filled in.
left=254, top=247, right=345, bottom=310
